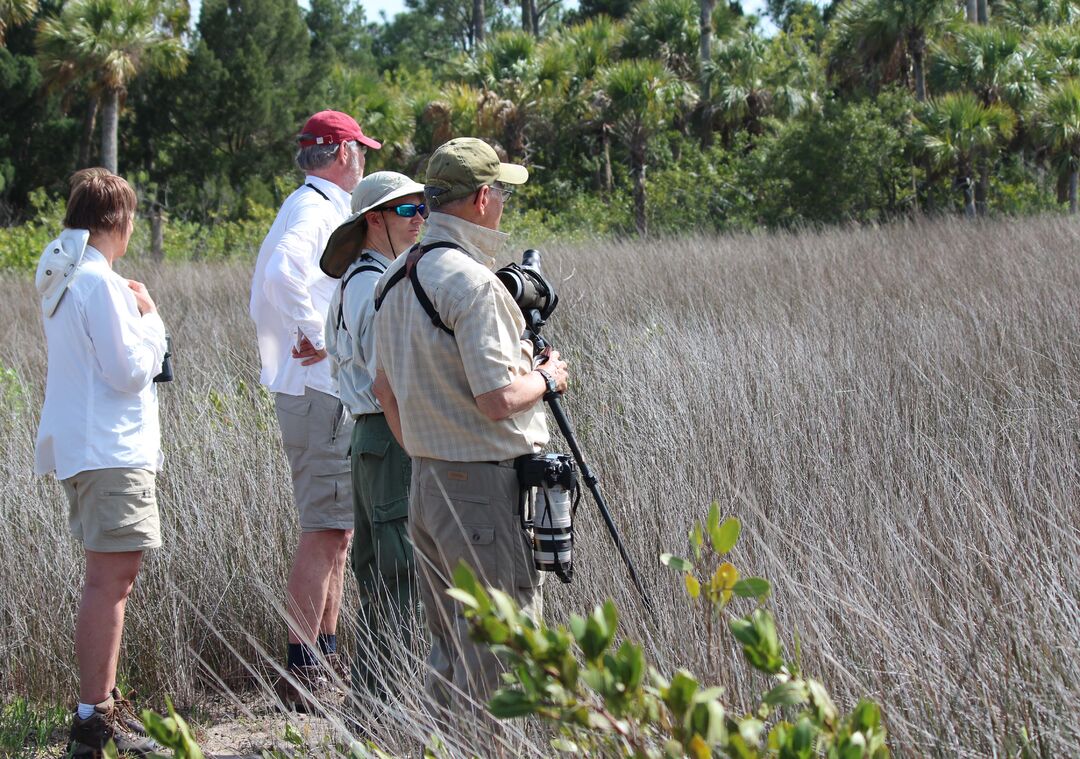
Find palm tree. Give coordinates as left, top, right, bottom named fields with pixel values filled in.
left=931, top=24, right=1044, bottom=212
left=828, top=0, right=958, bottom=101
left=463, top=31, right=543, bottom=160
left=1034, top=79, right=1080, bottom=213
left=914, top=91, right=1016, bottom=215
left=596, top=58, right=695, bottom=235
left=37, top=0, right=187, bottom=174
left=0, top=0, right=36, bottom=45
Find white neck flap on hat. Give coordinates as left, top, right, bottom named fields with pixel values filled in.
left=36, top=228, right=90, bottom=317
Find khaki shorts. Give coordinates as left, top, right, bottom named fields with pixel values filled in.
left=275, top=387, right=354, bottom=532
left=62, top=468, right=161, bottom=553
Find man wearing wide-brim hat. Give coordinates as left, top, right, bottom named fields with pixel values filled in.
left=321, top=171, right=426, bottom=700
left=371, top=138, right=570, bottom=720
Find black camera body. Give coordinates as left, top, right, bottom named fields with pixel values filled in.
left=153, top=336, right=173, bottom=383
left=496, top=249, right=559, bottom=339
left=516, top=453, right=579, bottom=584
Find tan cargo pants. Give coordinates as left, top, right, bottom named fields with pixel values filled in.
left=409, top=457, right=542, bottom=720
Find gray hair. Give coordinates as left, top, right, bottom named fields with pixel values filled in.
left=295, top=142, right=344, bottom=172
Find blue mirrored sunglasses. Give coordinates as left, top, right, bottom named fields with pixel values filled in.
left=381, top=203, right=428, bottom=219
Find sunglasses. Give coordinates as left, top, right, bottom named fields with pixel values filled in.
left=380, top=203, right=428, bottom=219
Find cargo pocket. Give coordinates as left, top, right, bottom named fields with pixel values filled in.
left=100, top=485, right=157, bottom=538
left=274, top=396, right=311, bottom=449
left=308, top=457, right=352, bottom=527
left=460, top=522, right=497, bottom=585
left=372, top=497, right=414, bottom=578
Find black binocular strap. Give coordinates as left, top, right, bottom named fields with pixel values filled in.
left=336, top=256, right=385, bottom=334
left=305, top=182, right=331, bottom=203
left=373, top=241, right=456, bottom=337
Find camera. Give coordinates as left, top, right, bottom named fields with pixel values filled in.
left=153, top=335, right=173, bottom=383
left=496, top=249, right=559, bottom=330
left=516, top=453, right=579, bottom=584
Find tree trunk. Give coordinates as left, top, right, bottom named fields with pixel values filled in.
left=472, top=0, right=484, bottom=45
left=632, top=139, right=647, bottom=236
left=600, top=127, right=613, bottom=194
left=961, top=174, right=976, bottom=217
left=1070, top=169, right=1078, bottom=214
left=79, top=95, right=100, bottom=169
left=521, top=0, right=532, bottom=34
left=966, top=0, right=977, bottom=22
left=698, top=0, right=716, bottom=144
left=100, top=87, right=120, bottom=174
left=975, top=159, right=989, bottom=216
left=150, top=201, right=165, bottom=263
left=531, top=0, right=539, bottom=35
left=977, top=0, right=988, bottom=23
left=911, top=34, right=927, bottom=102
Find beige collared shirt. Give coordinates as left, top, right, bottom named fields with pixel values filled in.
left=374, top=212, right=548, bottom=462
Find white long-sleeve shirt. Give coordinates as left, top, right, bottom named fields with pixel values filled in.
left=325, top=249, right=390, bottom=417
left=35, top=246, right=168, bottom=480
left=249, top=176, right=351, bottom=397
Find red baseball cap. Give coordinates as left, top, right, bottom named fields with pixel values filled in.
left=297, top=110, right=382, bottom=150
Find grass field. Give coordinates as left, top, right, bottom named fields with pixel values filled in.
left=0, top=216, right=1078, bottom=757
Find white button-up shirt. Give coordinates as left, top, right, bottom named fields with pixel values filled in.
left=325, top=249, right=390, bottom=417
left=35, top=245, right=168, bottom=480
left=249, top=176, right=350, bottom=397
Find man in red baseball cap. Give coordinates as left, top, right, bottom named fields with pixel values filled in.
left=250, top=110, right=380, bottom=712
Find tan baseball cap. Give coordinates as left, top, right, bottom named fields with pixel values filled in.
left=424, top=138, right=529, bottom=209
left=320, top=171, right=425, bottom=278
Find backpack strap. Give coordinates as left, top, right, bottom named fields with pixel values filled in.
left=374, top=241, right=456, bottom=337
left=305, top=182, right=331, bottom=203
left=336, top=254, right=385, bottom=334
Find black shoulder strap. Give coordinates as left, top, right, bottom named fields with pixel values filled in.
left=336, top=255, right=385, bottom=333
left=373, top=242, right=456, bottom=337
left=305, top=182, right=331, bottom=203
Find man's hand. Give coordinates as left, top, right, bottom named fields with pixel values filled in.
left=127, top=280, right=157, bottom=315
left=536, top=348, right=569, bottom=393
left=291, top=334, right=328, bottom=366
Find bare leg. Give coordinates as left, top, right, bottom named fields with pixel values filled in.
left=320, top=531, right=351, bottom=635
left=286, top=529, right=352, bottom=645
left=76, top=550, right=143, bottom=704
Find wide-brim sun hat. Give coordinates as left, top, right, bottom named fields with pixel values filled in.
left=320, top=171, right=425, bottom=278
left=36, top=228, right=90, bottom=317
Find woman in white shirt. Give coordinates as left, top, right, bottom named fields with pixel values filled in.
left=34, top=169, right=167, bottom=758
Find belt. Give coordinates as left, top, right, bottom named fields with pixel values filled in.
left=352, top=411, right=385, bottom=420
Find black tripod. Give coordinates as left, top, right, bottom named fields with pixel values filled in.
left=526, top=317, right=657, bottom=622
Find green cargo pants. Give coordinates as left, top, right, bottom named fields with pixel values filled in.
left=350, top=412, right=419, bottom=697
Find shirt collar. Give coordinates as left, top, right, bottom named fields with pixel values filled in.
left=304, top=175, right=351, bottom=216
left=359, top=248, right=392, bottom=269
left=421, top=212, right=509, bottom=270
left=83, top=245, right=108, bottom=266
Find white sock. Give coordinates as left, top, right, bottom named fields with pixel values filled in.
left=77, top=702, right=95, bottom=719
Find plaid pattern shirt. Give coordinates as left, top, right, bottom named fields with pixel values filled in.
left=374, top=212, right=548, bottom=462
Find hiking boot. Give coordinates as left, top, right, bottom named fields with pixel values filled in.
left=110, top=687, right=148, bottom=736
left=66, top=696, right=165, bottom=758
left=324, top=651, right=350, bottom=684
left=275, top=664, right=337, bottom=715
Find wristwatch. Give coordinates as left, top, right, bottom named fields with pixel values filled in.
left=536, top=367, right=559, bottom=394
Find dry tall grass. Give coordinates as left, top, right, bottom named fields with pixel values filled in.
left=0, top=216, right=1077, bottom=756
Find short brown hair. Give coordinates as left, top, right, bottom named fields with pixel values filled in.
left=63, top=169, right=137, bottom=234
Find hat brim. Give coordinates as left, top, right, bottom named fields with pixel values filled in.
left=358, top=134, right=382, bottom=150
left=320, top=214, right=367, bottom=278
left=355, top=180, right=427, bottom=216
left=496, top=163, right=529, bottom=185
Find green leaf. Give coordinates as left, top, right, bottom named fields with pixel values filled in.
left=732, top=577, right=771, bottom=599
left=690, top=523, right=704, bottom=562
left=284, top=722, right=304, bottom=746
left=712, top=516, right=740, bottom=554
left=763, top=680, right=807, bottom=707
left=445, top=588, right=480, bottom=610
left=488, top=690, right=537, bottom=718
left=550, top=737, right=579, bottom=753
left=661, top=553, right=695, bottom=572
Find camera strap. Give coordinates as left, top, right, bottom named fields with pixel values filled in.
left=373, top=241, right=456, bottom=337
left=336, top=254, right=385, bottom=334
